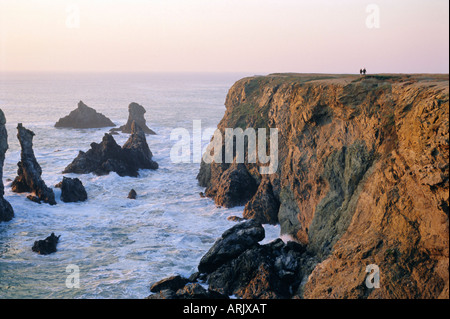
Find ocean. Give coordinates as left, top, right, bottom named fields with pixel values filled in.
left=0, top=72, right=280, bottom=299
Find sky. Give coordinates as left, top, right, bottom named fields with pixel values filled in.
left=0, top=0, right=448, bottom=73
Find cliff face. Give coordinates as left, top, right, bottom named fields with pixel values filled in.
left=198, top=74, right=449, bottom=299
left=0, top=109, right=14, bottom=222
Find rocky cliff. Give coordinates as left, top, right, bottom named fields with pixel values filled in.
left=198, top=73, right=449, bottom=299
left=0, top=109, right=14, bottom=222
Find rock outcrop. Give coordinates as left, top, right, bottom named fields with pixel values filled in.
left=149, top=220, right=308, bottom=299
left=55, top=101, right=115, bottom=129
left=0, top=109, right=14, bottom=222
left=243, top=178, right=279, bottom=225
left=197, top=74, right=449, bottom=299
left=32, top=233, right=60, bottom=255
left=63, top=121, right=158, bottom=177
left=127, top=189, right=137, bottom=199
left=111, top=102, right=156, bottom=134
left=11, top=124, right=56, bottom=205
left=198, top=219, right=265, bottom=274
left=203, top=163, right=257, bottom=208
left=57, top=177, right=88, bottom=203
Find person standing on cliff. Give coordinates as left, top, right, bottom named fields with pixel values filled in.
left=360, top=69, right=363, bottom=75
left=363, top=68, right=367, bottom=75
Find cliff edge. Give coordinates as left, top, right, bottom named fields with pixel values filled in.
left=198, top=73, right=449, bottom=299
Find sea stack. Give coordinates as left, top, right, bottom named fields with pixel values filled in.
left=11, top=124, right=56, bottom=205
left=63, top=121, right=158, bottom=177
left=32, top=233, right=60, bottom=255
left=112, top=102, right=156, bottom=135
left=55, top=101, right=115, bottom=129
left=58, top=177, right=88, bottom=203
left=0, top=109, right=14, bottom=222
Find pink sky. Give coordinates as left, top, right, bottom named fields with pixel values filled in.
left=0, top=0, right=448, bottom=73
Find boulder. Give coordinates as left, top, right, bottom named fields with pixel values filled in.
left=63, top=121, right=158, bottom=177
left=32, top=233, right=60, bottom=255
left=11, top=124, right=56, bottom=205
left=111, top=102, right=156, bottom=135
left=55, top=101, right=115, bottom=129
left=197, top=219, right=265, bottom=274
left=127, top=189, right=137, bottom=199
left=150, top=275, right=189, bottom=293
left=0, top=109, right=14, bottom=222
left=59, top=177, right=87, bottom=203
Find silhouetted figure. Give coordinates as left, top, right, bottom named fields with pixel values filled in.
left=360, top=69, right=363, bottom=75
left=363, top=68, right=367, bottom=75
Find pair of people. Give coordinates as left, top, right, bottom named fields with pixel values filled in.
left=360, top=68, right=367, bottom=75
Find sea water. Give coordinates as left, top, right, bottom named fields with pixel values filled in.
left=0, top=73, right=280, bottom=299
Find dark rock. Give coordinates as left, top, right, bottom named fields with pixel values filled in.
left=243, top=178, right=280, bottom=225
left=27, top=194, right=41, bottom=204
left=59, top=177, right=87, bottom=203
left=175, top=283, right=228, bottom=299
left=199, top=192, right=205, bottom=198
left=63, top=121, right=158, bottom=177
left=150, top=275, right=189, bottom=293
left=0, top=109, right=14, bottom=222
left=283, top=240, right=307, bottom=255
left=122, top=122, right=158, bottom=170
left=110, top=102, right=156, bottom=135
left=206, top=245, right=290, bottom=299
left=11, top=124, right=56, bottom=205
left=207, top=163, right=257, bottom=208
left=227, top=215, right=245, bottom=222
left=32, top=233, right=60, bottom=255
left=146, top=289, right=177, bottom=299
left=149, top=224, right=306, bottom=299
left=148, top=283, right=228, bottom=300
left=198, top=219, right=265, bottom=274
left=55, top=101, right=115, bottom=129
left=128, top=189, right=137, bottom=199
left=0, top=198, right=14, bottom=223
left=188, top=272, right=201, bottom=282
left=206, top=238, right=306, bottom=299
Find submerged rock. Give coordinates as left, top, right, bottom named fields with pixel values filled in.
left=55, top=101, right=115, bottom=129
left=127, top=189, right=137, bottom=199
left=32, top=233, right=60, bottom=255
left=63, top=121, right=158, bottom=177
left=0, top=109, right=14, bottom=222
left=59, top=177, right=87, bottom=203
left=111, top=102, right=156, bottom=135
left=11, top=124, right=56, bottom=205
